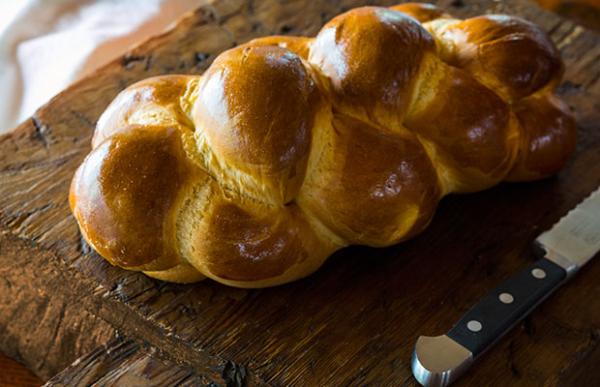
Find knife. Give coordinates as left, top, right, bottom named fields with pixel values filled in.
left=411, top=186, right=600, bottom=387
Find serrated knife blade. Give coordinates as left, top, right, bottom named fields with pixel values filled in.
left=537, top=186, right=600, bottom=276
left=412, top=187, right=600, bottom=387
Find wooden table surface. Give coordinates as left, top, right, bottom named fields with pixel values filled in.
left=1, top=0, right=599, bottom=385
left=536, top=0, right=600, bottom=30
left=0, top=353, right=41, bottom=387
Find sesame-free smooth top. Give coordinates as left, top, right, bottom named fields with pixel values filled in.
left=70, top=3, right=576, bottom=288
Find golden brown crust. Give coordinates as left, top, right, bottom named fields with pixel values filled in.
left=309, top=7, right=435, bottom=129
left=143, top=261, right=205, bottom=283
left=390, top=3, right=450, bottom=23
left=405, top=65, right=519, bottom=192
left=70, top=4, right=576, bottom=287
left=193, top=45, right=319, bottom=203
left=245, top=35, right=312, bottom=59
left=93, top=75, right=197, bottom=147
left=432, top=15, right=563, bottom=101
left=188, top=197, right=333, bottom=283
left=70, top=125, right=193, bottom=270
left=299, top=114, right=440, bottom=246
left=507, top=94, right=576, bottom=181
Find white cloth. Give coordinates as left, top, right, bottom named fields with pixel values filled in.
left=0, top=0, right=207, bottom=133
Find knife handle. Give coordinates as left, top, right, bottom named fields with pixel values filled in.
left=447, top=258, right=566, bottom=357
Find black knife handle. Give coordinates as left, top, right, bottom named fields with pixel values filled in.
left=447, top=258, right=566, bottom=357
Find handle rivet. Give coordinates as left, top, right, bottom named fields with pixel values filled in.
left=499, top=292, right=514, bottom=304
left=532, top=268, right=547, bottom=279
left=467, top=320, right=483, bottom=332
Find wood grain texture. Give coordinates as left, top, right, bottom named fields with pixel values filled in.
left=0, top=231, right=118, bottom=380
left=536, top=0, right=600, bottom=31
left=0, top=352, right=42, bottom=387
left=1, top=0, right=599, bottom=385
left=43, top=338, right=208, bottom=387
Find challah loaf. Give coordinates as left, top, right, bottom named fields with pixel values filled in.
left=70, top=3, right=576, bottom=288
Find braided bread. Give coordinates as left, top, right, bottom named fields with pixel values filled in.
left=70, top=3, right=576, bottom=288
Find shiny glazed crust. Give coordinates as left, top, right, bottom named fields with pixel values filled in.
left=70, top=3, right=576, bottom=288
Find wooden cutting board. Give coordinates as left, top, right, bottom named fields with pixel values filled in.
left=1, top=0, right=599, bottom=385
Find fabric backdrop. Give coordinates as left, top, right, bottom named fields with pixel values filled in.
left=0, top=0, right=207, bottom=134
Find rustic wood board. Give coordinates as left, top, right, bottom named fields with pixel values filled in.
left=1, top=0, right=599, bottom=385
left=44, top=338, right=209, bottom=386
left=0, top=352, right=42, bottom=387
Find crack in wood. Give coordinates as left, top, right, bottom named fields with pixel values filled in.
left=557, top=80, right=583, bottom=95
left=121, top=55, right=146, bottom=69
left=507, top=340, right=522, bottom=379
left=69, top=110, right=95, bottom=129
left=5, top=203, right=55, bottom=230
left=38, top=301, right=66, bottom=372
left=78, top=234, right=92, bottom=256
left=547, top=18, right=566, bottom=37
left=31, top=116, right=50, bottom=149
left=221, top=360, right=248, bottom=387
left=194, top=52, right=211, bottom=67
left=144, top=54, right=154, bottom=71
